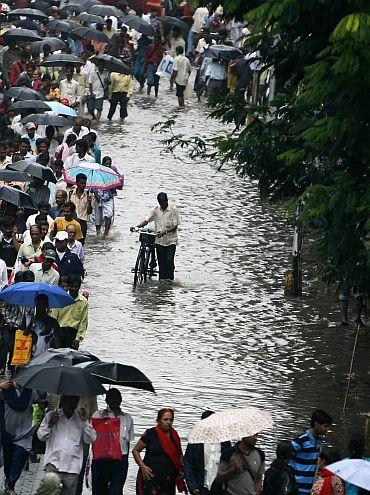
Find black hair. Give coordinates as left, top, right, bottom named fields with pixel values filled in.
left=102, top=156, right=111, bottom=165
left=310, top=409, right=332, bottom=427
left=68, top=274, right=82, bottom=287
left=75, top=139, right=88, bottom=154
left=201, top=410, right=214, bottom=420
left=66, top=133, right=77, bottom=145
left=176, top=45, right=184, bottom=55
left=22, top=270, right=35, bottom=282
left=37, top=152, right=49, bottom=166
left=20, top=137, right=30, bottom=145
left=348, top=434, right=365, bottom=459
left=42, top=242, right=55, bottom=251
left=14, top=271, right=24, bottom=283
left=63, top=201, right=76, bottom=212
left=157, top=192, right=168, bottom=204
left=87, top=131, right=97, bottom=143
left=2, top=216, right=15, bottom=229
left=76, top=173, right=87, bottom=182
left=36, top=138, right=49, bottom=147
left=53, top=159, right=64, bottom=169
left=319, top=449, right=341, bottom=466
left=276, top=440, right=294, bottom=460
left=38, top=201, right=51, bottom=210
left=59, top=275, right=69, bottom=286
left=35, top=213, right=48, bottom=224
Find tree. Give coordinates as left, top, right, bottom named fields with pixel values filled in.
left=155, top=1, right=370, bottom=289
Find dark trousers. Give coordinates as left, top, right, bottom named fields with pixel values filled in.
left=107, top=92, right=128, bottom=120
left=2, top=436, right=29, bottom=489
left=77, top=219, right=87, bottom=245
left=91, top=455, right=129, bottom=495
left=155, top=244, right=176, bottom=280
left=0, top=325, right=9, bottom=370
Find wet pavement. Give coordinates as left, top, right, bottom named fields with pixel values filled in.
left=81, top=80, right=370, bottom=492
left=5, top=80, right=369, bottom=494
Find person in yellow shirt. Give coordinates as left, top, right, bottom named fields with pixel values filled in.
left=51, top=274, right=88, bottom=349
left=50, top=202, right=84, bottom=241
left=107, top=71, right=133, bottom=123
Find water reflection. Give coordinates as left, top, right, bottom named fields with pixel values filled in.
left=83, top=85, right=369, bottom=492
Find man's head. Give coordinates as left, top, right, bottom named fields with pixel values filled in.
left=38, top=201, right=51, bottom=217
left=66, top=64, right=74, bottom=81
left=157, top=192, right=168, bottom=210
left=43, top=43, right=52, bottom=57
left=105, top=388, right=122, bottom=409
left=102, top=156, right=112, bottom=168
left=241, top=433, right=258, bottom=449
left=55, top=189, right=67, bottom=208
left=25, top=122, right=37, bottom=139
left=42, top=249, right=56, bottom=271
left=66, top=133, right=77, bottom=147
left=176, top=45, right=184, bottom=56
left=76, top=173, right=87, bottom=191
left=30, top=225, right=41, bottom=245
left=19, top=137, right=30, bottom=155
left=38, top=221, right=50, bottom=240
left=63, top=201, right=76, bottom=221
left=52, top=159, right=64, bottom=179
left=276, top=440, right=294, bottom=462
left=106, top=18, right=113, bottom=29
left=36, top=138, right=49, bottom=154
left=22, top=270, right=35, bottom=282
left=35, top=293, right=49, bottom=315
left=97, top=60, right=105, bottom=72
left=59, top=275, right=69, bottom=292
left=310, top=409, right=332, bottom=437
left=75, top=139, right=88, bottom=157
left=60, top=395, right=79, bottom=416
left=0, top=141, right=8, bottom=160
left=68, top=274, right=82, bottom=299
left=2, top=216, right=15, bottom=239
left=54, top=230, right=68, bottom=252
left=66, top=223, right=77, bottom=241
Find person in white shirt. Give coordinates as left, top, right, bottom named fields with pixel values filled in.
left=38, top=395, right=97, bottom=495
left=21, top=122, right=43, bottom=153
left=66, top=224, right=85, bottom=263
left=0, top=142, right=12, bottom=169
left=187, top=5, right=209, bottom=58
left=63, top=118, right=89, bottom=143
left=59, top=67, right=80, bottom=109
left=28, top=249, right=60, bottom=285
left=92, top=388, right=134, bottom=494
left=26, top=202, right=54, bottom=230
left=0, top=258, right=8, bottom=288
left=64, top=139, right=95, bottom=169
left=88, top=62, right=109, bottom=123
left=171, top=46, right=192, bottom=107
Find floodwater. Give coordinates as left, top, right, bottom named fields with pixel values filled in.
left=82, top=82, right=369, bottom=492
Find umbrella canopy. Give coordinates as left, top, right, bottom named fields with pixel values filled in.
left=120, top=15, right=156, bottom=36
left=6, top=87, right=44, bottom=101
left=46, top=19, right=76, bottom=33
left=63, top=163, right=122, bottom=190
left=3, top=28, right=43, bottom=42
left=327, top=459, right=370, bottom=491
left=41, top=53, right=83, bottom=67
left=15, top=365, right=106, bottom=396
left=75, top=361, right=155, bottom=392
left=0, top=170, right=32, bottom=182
left=45, top=101, right=77, bottom=117
left=72, top=27, right=110, bottom=43
left=21, top=113, right=72, bottom=127
left=25, top=348, right=100, bottom=367
left=8, top=99, right=50, bottom=112
left=91, top=54, right=131, bottom=75
left=76, top=12, right=104, bottom=24
left=203, top=44, right=243, bottom=61
left=89, top=4, right=122, bottom=17
left=0, top=282, right=75, bottom=309
left=7, top=8, right=48, bottom=20
left=8, top=160, right=57, bottom=183
left=80, top=0, right=102, bottom=7
left=31, top=37, right=66, bottom=53
left=188, top=407, right=274, bottom=443
left=157, top=15, right=187, bottom=30
left=0, top=185, right=37, bottom=210
left=60, top=3, right=82, bottom=14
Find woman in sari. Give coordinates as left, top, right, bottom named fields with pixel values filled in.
left=133, top=408, right=187, bottom=495
left=311, top=450, right=345, bottom=495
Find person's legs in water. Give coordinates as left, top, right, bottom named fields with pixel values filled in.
left=154, top=73, right=160, bottom=97
left=339, top=289, right=349, bottom=325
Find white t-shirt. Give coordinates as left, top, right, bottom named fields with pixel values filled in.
left=173, top=54, right=192, bottom=86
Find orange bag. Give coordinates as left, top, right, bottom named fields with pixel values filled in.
left=11, top=330, right=33, bottom=366
left=92, top=417, right=122, bottom=461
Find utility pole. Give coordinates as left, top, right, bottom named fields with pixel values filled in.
left=284, top=202, right=303, bottom=296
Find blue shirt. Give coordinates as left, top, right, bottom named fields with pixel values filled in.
left=291, top=429, right=322, bottom=495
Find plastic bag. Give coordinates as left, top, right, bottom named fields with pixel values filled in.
left=92, top=417, right=122, bottom=461
left=11, top=330, right=32, bottom=366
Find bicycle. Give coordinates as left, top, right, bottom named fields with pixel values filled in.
left=130, top=227, right=157, bottom=285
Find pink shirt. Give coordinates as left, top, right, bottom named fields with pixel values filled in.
left=56, top=143, right=75, bottom=164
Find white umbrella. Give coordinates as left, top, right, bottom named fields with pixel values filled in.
left=188, top=407, right=273, bottom=444
left=327, top=459, right=370, bottom=490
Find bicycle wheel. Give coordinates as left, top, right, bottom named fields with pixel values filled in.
left=143, top=248, right=151, bottom=283
left=133, top=249, right=144, bottom=285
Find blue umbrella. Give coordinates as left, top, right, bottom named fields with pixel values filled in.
left=0, top=282, right=75, bottom=308
left=45, top=101, right=77, bottom=117
left=63, top=163, right=123, bottom=191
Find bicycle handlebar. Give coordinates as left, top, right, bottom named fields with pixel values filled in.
left=130, top=227, right=156, bottom=236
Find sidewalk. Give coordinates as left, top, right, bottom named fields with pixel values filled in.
left=0, top=460, right=44, bottom=495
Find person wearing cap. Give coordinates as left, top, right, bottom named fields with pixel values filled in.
left=28, top=250, right=60, bottom=285
left=21, top=122, right=42, bottom=153
left=135, top=192, right=180, bottom=283
left=54, top=231, right=84, bottom=279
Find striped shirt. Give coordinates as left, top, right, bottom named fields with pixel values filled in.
left=290, top=430, right=322, bottom=495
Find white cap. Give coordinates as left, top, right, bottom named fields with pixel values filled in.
left=54, top=231, right=68, bottom=241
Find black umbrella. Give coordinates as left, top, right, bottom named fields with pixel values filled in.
left=6, top=87, right=44, bottom=101
left=0, top=185, right=37, bottom=210
left=120, top=15, right=156, bottom=36
left=7, top=161, right=57, bottom=183
left=8, top=100, right=50, bottom=112
left=21, top=113, right=72, bottom=127
left=76, top=361, right=155, bottom=393
left=0, top=170, right=32, bottom=182
left=41, top=53, right=83, bottom=67
left=89, top=4, right=122, bottom=17
left=60, top=3, right=82, bottom=14
left=31, top=37, right=67, bottom=53
left=76, top=12, right=104, bottom=24
left=46, top=19, right=76, bottom=33
left=79, top=0, right=102, bottom=7
left=31, top=0, right=51, bottom=11
left=25, top=348, right=100, bottom=367
left=157, top=15, right=187, bottom=30
left=7, top=8, right=48, bottom=20
left=91, top=54, right=131, bottom=75
left=3, top=28, right=43, bottom=42
left=203, top=44, right=243, bottom=60
left=14, top=365, right=106, bottom=396
left=72, top=27, right=110, bottom=43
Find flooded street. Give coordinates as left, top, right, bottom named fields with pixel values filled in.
left=82, top=84, right=369, bottom=491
